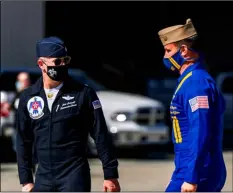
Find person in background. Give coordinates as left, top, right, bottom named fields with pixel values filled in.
left=0, top=91, right=11, bottom=130
left=11, top=72, right=31, bottom=152
left=0, top=91, right=10, bottom=117
left=11, top=72, right=31, bottom=115
left=157, top=18, right=226, bottom=192
left=10, top=72, right=37, bottom=174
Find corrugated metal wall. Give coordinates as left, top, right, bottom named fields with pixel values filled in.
left=1, top=1, right=45, bottom=69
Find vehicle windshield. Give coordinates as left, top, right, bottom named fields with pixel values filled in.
left=0, top=68, right=106, bottom=92
left=69, top=70, right=106, bottom=91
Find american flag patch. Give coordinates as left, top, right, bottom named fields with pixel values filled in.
left=92, top=100, right=102, bottom=109
left=189, top=96, right=209, bottom=112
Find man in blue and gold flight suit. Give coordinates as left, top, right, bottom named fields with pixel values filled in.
left=158, top=19, right=227, bottom=192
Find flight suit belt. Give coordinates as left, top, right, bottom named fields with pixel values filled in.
left=37, top=148, right=86, bottom=162
left=37, top=158, right=89, bottom=174
left=35, top=160, right=91, bottom=188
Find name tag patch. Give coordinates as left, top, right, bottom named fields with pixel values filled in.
left=189, top=96, right=209, bottom=112
left=92, top=100, right=102, bottom=109
left=60, top=101, right=77, bottom=110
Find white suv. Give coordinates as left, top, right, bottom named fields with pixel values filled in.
left=1, top=67, right=170, bottom=155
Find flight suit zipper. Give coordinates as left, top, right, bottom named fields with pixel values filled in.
left=49, top=92, right=63, bottom=189
left=48, top=112, right=54, bottom=187
left=47, top=101, right=55, bottom=187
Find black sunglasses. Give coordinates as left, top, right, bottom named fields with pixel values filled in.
left=52, top=56, right=71, bottom=66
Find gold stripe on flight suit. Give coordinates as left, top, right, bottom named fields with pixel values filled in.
left=172, top=116, right=179, bottom=143
left=171, top=72, right=193, bottom=143
left=168, top=57, right=181, bottom=70
left=174, top=116, right=182, bottom=143
left=172, top=71, right=193, bottom=99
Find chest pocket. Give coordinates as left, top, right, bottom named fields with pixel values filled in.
left=52, top=107, right=81, bottom=123
left=52, top=93, right=85, bottom=123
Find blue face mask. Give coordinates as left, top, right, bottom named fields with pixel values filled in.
left=163, top=48, right=197, bottom=73
left=15, top=81, right=23, bottom=92
left=163, top=49, right=185, bottom=73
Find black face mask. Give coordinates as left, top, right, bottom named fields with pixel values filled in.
left=46, top=65, right=68, bottom=81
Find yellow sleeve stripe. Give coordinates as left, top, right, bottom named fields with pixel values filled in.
left=172, top=116, right=182, bottom=143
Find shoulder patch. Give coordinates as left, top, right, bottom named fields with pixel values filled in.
left=27, top=96, right=45, bottom=119
left=92, top=100, right=102, bottom=109
left=189, top=96, right=209, bottom=112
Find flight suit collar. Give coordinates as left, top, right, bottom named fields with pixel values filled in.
left=29, top=76, right=75, bottom=114
left=177, top=56, right=205, bottom=83
left=30, top=75, right=74, bottom=96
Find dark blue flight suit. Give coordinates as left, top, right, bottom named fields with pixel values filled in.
left=12, top=92, right=38, bottom=174
left=165, top=59, right=227, bottom=192
left=16, top=76, right=118, bottom=192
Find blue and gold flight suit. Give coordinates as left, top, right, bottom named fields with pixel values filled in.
left=165, top=59, right=227, bottom=192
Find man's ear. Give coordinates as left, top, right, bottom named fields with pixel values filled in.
left=180, top=44, right=189, bottom=57
left=37, top=59, right=46, bottom=73
left=37, top=59, right=43, bottom=67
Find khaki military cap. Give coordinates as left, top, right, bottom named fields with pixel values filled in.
left=158, top=18, right=197, bottom=46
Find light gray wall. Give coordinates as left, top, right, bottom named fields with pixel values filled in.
left=1, top=1, right=45, bottom=69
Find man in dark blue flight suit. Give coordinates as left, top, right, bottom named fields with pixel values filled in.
left=157, top=19, right=227, bottom=192
left=16, top=36, right=121, bottom=192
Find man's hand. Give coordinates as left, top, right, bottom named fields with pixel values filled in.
left=103, top=179, right=121, bottom=192
left=181, top=182, right=197, bottom=192
left=22, top=183, right=34, bottom=192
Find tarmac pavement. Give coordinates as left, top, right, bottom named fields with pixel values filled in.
left=1, top=151, right=232, bottom=191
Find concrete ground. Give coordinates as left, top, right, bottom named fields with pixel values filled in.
left=1, top=151, right=232, bottom=191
